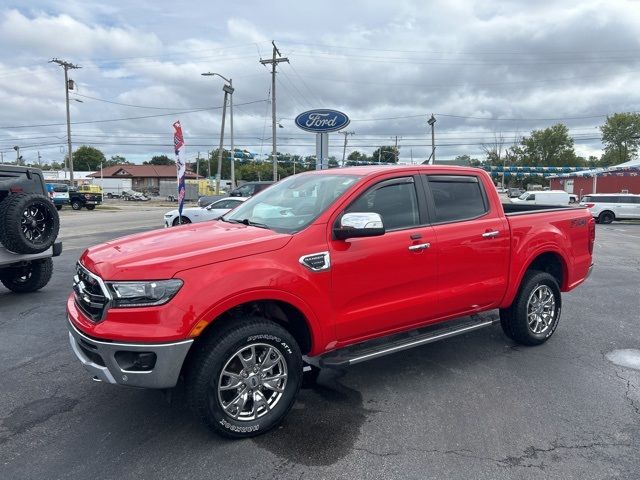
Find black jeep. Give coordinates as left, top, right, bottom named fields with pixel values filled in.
left=0, top=165, right=62, bottom=293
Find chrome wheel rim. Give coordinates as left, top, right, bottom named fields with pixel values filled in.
left=527, top=285, right=556, bottom=334
left=21, top=203, right=51, bottom=244
left=217, top=343, right=288, bottom=422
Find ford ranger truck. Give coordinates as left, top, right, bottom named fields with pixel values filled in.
left=67, top=166, right=594, bottom=438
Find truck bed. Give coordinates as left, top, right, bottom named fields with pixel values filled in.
left=503, top=203, right=583, bottom=215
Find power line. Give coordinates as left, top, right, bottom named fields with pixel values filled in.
left=0, top=99, right=268, bottom=129
left=71, top=93, right=206, bottom=110
left=281, top=40, right=640, bottom=56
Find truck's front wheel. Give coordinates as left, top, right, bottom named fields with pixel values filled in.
left=186, top=318, right=302, bottom=438
left=500, top=271, right=561, bottom=346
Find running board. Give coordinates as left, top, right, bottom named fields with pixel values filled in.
left=315, top=312, right=500, bottom=368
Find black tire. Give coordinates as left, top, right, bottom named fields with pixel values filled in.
left=598, top=211, right=614, bottom=224
left=186, top=317, right=303, bottom=439
left=0, top=258, right=53, bottom=293
left=106, top=193, right=113, bottom=199
left=172, top=216, right=191, bottom=226
left=55, top=204, right=62, bottom=211
left=0, top=193, right=60, bottom=254
left=85, top=205, right=96, bottom=211
left=500, top=270, right=561, bottom=346
left=71, top=201, right=82, bottom=210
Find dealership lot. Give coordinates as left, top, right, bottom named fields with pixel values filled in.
left=1, top=210, right=639, bottom=480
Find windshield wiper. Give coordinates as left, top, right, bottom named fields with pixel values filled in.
left=224, top=218, right=270, bottom=229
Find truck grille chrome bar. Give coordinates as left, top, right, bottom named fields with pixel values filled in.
left=73, top=262, right=111, bottom=322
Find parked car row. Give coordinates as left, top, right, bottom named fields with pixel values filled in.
left=46, top=183, right=102, bottom=211
left=197, top=181, right=273, bottom=207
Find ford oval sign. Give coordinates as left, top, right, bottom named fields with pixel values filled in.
left=295, top=109, right=350, bottom=133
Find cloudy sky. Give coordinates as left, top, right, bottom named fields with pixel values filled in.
left=1, top=0, right=639, bottom=166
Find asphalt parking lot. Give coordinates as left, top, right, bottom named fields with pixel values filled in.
left=1, top=208, right=639, bottom=480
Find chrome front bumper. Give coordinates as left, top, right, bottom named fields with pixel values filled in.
left=67, top=318, right=193, bottom=389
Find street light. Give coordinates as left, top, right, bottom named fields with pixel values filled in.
left=202, top=72, right=235, bottom=193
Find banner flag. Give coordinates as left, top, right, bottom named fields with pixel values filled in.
left=173, top=121, right=186, bottom=219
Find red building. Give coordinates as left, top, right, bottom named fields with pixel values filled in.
left=549, top=160, right=640, bottom=198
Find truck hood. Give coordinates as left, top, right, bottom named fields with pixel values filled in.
left=80, top=221, right=292, bottom=280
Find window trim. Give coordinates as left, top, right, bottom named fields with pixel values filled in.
left=421, top=174, right=491, bottom=225
left=337, top=175, right=427, bottom=233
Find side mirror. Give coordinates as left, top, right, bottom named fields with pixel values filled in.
left=334, top=212, right=385, bottom=240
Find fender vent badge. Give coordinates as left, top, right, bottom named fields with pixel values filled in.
left=299, top=252, right=331, bottom=272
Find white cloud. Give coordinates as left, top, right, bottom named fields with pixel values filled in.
left=1, top=0, right=640, bottom=165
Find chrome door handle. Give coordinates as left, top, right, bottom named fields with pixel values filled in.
left=408, top=242, right=431, bottom=251
left=482, top=230, right=500, bottom=238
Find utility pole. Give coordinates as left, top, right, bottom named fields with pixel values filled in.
left=427, top=114, right=436, bottom=165
left=196, top=151, right=200, bottom=178
left=202, top=72, right=234, bottom=193
left=37, top=151, right=42, bottom=167
left=13, top=146, right=20, bottom=165
left=50, top=58, right=81, bottom=184
left=392, top=136, right=402, bottom=163
left=216, top=89, right=229, bottom=194
left=260, top=41, right=289, bottom=181
left=340, top=131, right=354, bottom=167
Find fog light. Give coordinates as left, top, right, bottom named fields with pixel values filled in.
left=114, top=351, right=157, bottom=371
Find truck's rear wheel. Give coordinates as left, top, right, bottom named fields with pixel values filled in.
left=500, top=271, right=561, bottom=346
left=0, top=258, right=53, bottom=293
left=86, top=205, right=96, bottom=211
left=186, top=318, right=302, bottom=438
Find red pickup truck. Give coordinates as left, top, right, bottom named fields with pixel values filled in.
left=67, top=166, right=594, bottom=438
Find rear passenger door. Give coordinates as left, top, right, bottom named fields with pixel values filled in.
left=421, top=174, right=510, bottom=318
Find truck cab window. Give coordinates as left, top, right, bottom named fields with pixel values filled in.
left=427, top=176, right=488, bottom=223
left=346, top=180, right=419, bottom=230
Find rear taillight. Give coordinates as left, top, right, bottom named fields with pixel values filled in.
left=584, top=203, right=595, bottom=208
left=588, top=218, right=595, bottom=254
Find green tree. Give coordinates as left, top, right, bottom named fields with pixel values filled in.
left=599, top=112, right=640, bottom=165
left=371, top=146, right=398, bottom=163
left=517, top=124, right=581, bottom=167
left=72, top=145, right=106, bottom=171
left=347, top=150, right=368, bottom=165
left=145, top=155, right=175, bottom=165
left=105, top=155, right=131, bottom=167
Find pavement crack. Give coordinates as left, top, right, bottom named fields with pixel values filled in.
left=615, top=370, right=640, bottom=416
left=352, top=447, right=402, bottom=457
left=497, top=440, right=632, bottom=470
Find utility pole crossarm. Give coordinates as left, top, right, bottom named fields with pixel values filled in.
left=50, top=58, right=81, bottom=184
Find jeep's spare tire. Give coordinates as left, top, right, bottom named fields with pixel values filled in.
left=0, top=193, right=60, bottom=254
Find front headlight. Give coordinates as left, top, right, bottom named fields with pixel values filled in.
left=106, top=279, right=183, bottom=307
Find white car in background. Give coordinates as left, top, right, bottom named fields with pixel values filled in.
left=511, top=190, right=571, bottom=206
left=164, top=197, right=248, bottom=227
left=580, top=193, right=640, bottom=224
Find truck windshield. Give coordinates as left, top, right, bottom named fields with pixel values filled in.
left=222, top=173, right=360, bottom=234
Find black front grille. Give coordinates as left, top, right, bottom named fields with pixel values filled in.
left=73, top=263, right=109, bottom=322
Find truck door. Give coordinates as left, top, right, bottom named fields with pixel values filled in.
left=422, top=174, right=510, bottom=318
left=330, top=175, right=439, bottom=342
